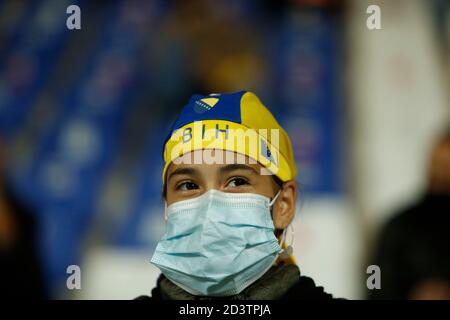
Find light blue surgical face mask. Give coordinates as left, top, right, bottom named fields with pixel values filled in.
left=150, top=189, right=283, bottom=297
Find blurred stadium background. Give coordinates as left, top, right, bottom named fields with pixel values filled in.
left=0, top=0, right=448, bottom=299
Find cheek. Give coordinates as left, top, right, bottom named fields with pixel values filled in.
left=165, top=190, right=179, bottom=206
left=253, top=178, right=279, bottom=198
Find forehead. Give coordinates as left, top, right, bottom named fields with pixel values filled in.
left=166, top=149, right=265, bottom=176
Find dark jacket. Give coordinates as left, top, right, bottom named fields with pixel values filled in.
left=0, top=186, right=47, bottom=299
left=137, top=263, right=334, bottom=300
left=368, top=193, right=450, bottom=299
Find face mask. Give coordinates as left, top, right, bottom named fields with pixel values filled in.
left=150, top=189, right=282, bottom=297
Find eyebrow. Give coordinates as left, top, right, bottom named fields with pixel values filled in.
left=219, top=164, right=259, bottom=175
left=167, top=167, right=199, bottom=181
left=167, top=164, right=259, bottom=182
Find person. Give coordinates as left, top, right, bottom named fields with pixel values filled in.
left=368, top=129, right=450, bottom=300
left=0, top=138, right=47, bottom=299
left=137, top=91, right=333, bottom=300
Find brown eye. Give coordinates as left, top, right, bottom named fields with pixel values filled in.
left=177, top=181, right=199, bottom=191
left=227, top=177, right=250, bottom=188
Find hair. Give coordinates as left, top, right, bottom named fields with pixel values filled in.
left=271, top=174, right=284, bottom=191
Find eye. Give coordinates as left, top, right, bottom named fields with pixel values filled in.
left=176, top=181, right=199, bottom=191
left=227, top=177, right=250, bottom=188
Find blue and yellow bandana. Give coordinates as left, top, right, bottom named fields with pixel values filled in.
left=162, top=91, right=297, bottom=184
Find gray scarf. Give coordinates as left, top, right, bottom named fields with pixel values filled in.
left=158, top=263, right=300, bottom=300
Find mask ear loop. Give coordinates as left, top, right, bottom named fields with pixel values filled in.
left=268, top=190, right=281, bottom=207
left=164, top=202, right=168, bottom=222
left=269, top=190, right=281, bottom=221
left=279, top=223, right=294, bottom=260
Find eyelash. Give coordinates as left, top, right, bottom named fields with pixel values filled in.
left=175, top=177, right=250, bottom=191
left=226, top=177, right=250, bottom=188
left=176, top=181, right=199, bottom=191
